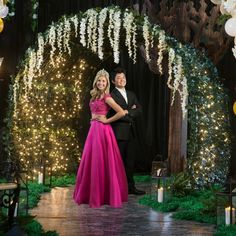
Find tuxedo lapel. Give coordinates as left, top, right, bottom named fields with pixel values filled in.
left=113, top=88, right=127, bottom=106
left=126, top=90, right=132, bottom=106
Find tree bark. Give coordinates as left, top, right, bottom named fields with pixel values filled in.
left=168, top=91, right=187, bottom=174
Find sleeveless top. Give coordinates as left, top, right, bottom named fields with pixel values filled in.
left=89, top=94, right=111, bottom=115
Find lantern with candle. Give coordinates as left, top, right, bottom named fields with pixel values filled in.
left=37, top=160, right=52, bottom=186
left=216, top=179, right=236, bottom=226
left=150, top=155, right=171, bottom=202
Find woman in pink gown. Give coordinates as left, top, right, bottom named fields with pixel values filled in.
left=73, top=69, right=128, bottom=208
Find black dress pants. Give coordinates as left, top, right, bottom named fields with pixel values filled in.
left=117, top=140, right=135, bottom=190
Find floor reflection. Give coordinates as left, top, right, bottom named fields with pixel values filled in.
left=30, top=185, right=215, bottom=236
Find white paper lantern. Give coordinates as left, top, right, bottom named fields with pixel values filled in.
left=210, top=0, right=222, bottom=5
left=225, top=18, right=236, bottom=37
left=230, top=9, right=236, bottom=18
left=220, top=4, right=229, bottom=15
left=0, top=5, right=9, bottom=18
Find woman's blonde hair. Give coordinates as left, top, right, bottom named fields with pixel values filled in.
left=90, top=69, right=110, bottom=100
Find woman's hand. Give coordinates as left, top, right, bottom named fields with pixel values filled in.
left=96, top=116, right=108, bottom=124
left=91, top=115, right=100, bottom=121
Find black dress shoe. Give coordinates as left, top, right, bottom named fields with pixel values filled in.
left=128, top=188, right=146, bottom=195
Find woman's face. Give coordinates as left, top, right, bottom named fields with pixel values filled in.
left=96, top=76, right=107, bottom=91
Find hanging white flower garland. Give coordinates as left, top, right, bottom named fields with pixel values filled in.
left=56, top=22, right=64, bottom=57
left=36, top=33, right=44, bottom=75
left=97, top=8, right=108, bottom=60
left=63, top=17, right=72, bottom=55
left=26, top=49, right=37, bottom=91
left=142, top=16, right=153, bottom=62
left=48, top=24, right=57, bottom=66
left=17, top=7, right=189, bottom=118
left=86, top=9, right=98, bottom=53
left=71, top=15, right=79, bottom=38
left=123, top=11, right=137, bottom=63
left=157, top=30, right=167, bottom=75
left=79, top=17, right=87, bottom=47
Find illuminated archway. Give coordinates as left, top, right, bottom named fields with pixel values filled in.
left=7, top=6, right=231, bottom=186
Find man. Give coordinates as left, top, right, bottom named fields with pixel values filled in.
left=110, top=67, right=145, bottom=195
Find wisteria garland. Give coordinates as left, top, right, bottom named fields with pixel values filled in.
left=167, top=48, right=176, bottom=90
left=97, top=8, right=108, bottom=60
left=107, top=8, right=122, bottom=63
left=56, top=22, right=64, bottom=56
left=171, top=55, right=183, bottom=105
left=48, top=24, right=57, bottom=66
left=107, top=9, right=115, bottom=51
left=143, top=16, right=153, bottom=62
left=180, top=76, right=188, bottom=117
left=18, top=7, right=189, bottom=119
left=36, top=33, right=44, bottom=75
left=112, top=10, right=121, bottom=63
left=63, top=17, right=72, bottom=55
left=24, top=49, right=37, bottom=92
left=71, top=15, right=79, bottom=38
left=157, top=30, right=167, bottom=75
left=123, top=11, right=137, bottom=63
left=79, top=17, right=87, bottom=47
left=86, top=9, right=98, bottom=53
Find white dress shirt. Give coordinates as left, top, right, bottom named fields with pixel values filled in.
left=116, top=87, right=128, bottom=104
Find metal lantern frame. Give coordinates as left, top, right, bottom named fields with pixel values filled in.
left=216, top=179, right=236, bottom=226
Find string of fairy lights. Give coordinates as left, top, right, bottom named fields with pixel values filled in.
left=6, top=6, right=231, bottom=186
left=179, top=45, right=231, bottom=186
left=11, top=53, right=91, bottom=181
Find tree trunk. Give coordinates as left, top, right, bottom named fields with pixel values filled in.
left=168, top=91, right=187, bottom=174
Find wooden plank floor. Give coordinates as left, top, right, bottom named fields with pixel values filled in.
left=30, top=185, right=215, bottom=236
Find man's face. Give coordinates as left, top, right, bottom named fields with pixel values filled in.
left=113, top=73, right=126, bottom=89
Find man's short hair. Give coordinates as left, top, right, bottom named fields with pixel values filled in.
left=112, top=67, right=126, bottom=81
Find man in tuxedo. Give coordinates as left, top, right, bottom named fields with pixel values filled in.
left=110, top=67, right=145, bottom=195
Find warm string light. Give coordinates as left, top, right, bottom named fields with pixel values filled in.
left=187, top=65, right=231, bottom=185
left=12, top=56, right=88, bottom=180
left=8, top=6, right=231, bottom=187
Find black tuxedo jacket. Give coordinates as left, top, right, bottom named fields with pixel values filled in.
left=110, top=88, right=142, bottom=141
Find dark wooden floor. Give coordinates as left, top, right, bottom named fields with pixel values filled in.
left=30, top=185, right=215, bottom=236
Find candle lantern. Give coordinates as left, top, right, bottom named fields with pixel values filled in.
left=37, top=160, right=52, bottom=186
left=216, top=179, right=236, bottom=226
left=150, top=155, right=171, bottom=202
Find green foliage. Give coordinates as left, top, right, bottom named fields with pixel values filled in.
left=0, top=178, right=7, bottom=183
left=51, top=174, right=76, bottom=187
left=0, top=211, right=8, bottom=235
left=26, top=174, right=75, bottom=209
left=139, top=185, right=220, bottom=225
left=138, top=195, right=179, bottom=212
left=134, top=175, right=151, bottom=183
left=214, top=225, right=236, bottom=236
left=170, top=172, right=192, bottom=197
left=173, top=210, right=216, bottom=224
left=4, top=6, right=231, bottom=187
left=200, top=186, right=222, bottom=216
left=217, top=14, right=231, bottom=26
left=0, top=214, right=58, bottom=236
left=22, top=219, right=58, bottom=236
left=28, top=182, right=51, bottom=208
left=0, top=174, right=73, bottom=235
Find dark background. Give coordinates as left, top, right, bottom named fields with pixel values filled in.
left=0, top=0, right=235, bottom=175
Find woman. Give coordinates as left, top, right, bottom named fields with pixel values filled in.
left=73, top=69, right=128, bottom=208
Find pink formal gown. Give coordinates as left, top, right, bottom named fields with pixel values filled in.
left=73, top=94, right=128, bottom=208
